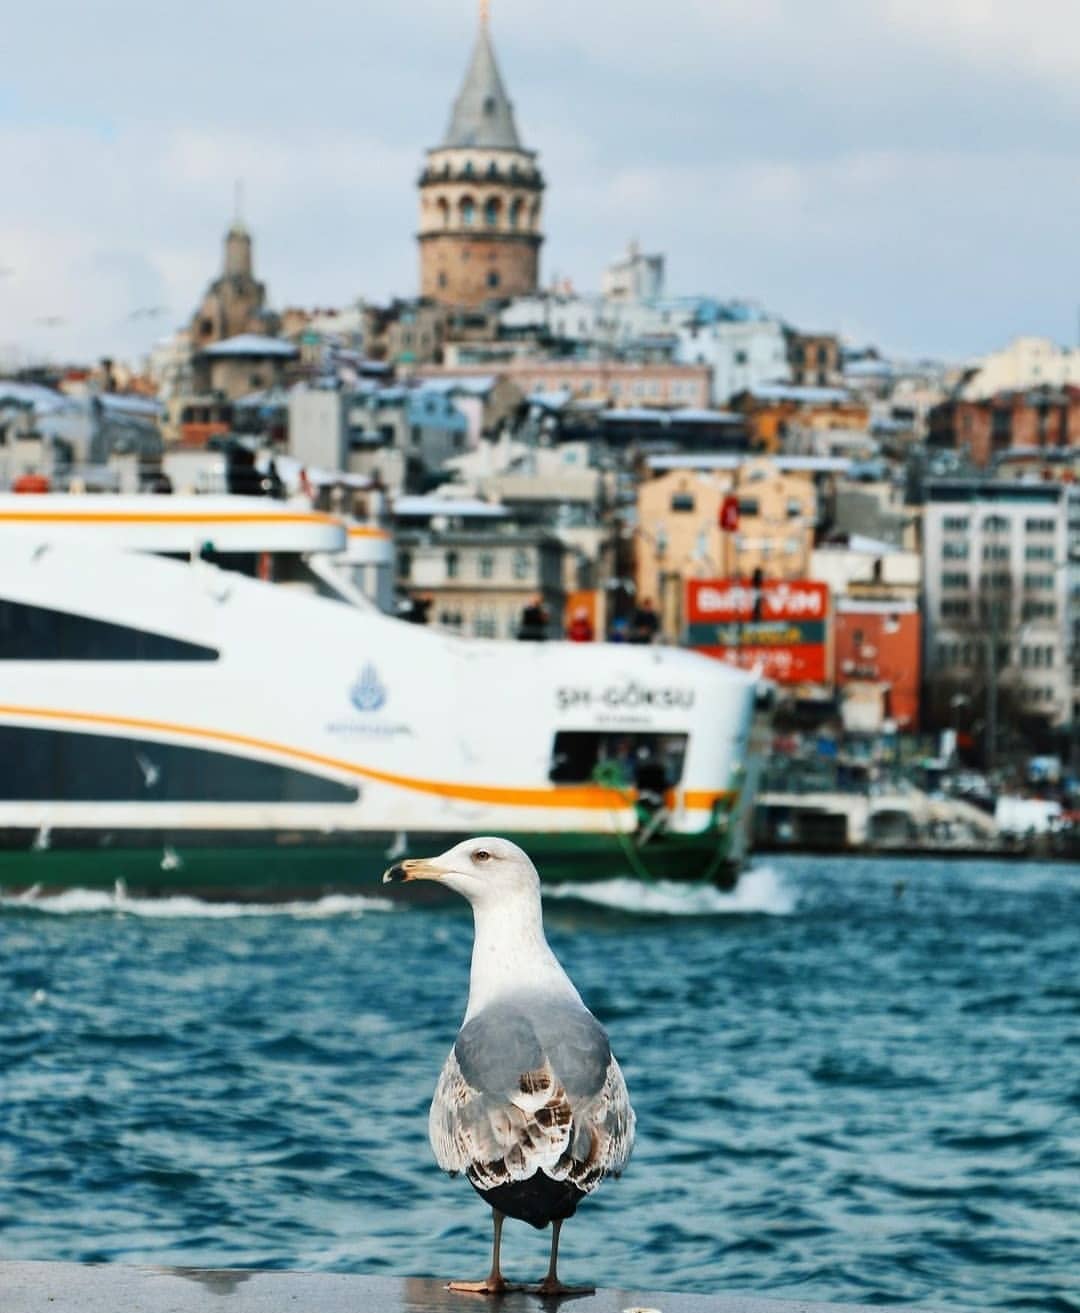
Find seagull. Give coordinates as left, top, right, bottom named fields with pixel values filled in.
left=134, top=752, right=161, bottom=789
left=384, top=837, right=635, bottom=1296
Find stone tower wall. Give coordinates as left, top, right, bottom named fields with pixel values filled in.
left=418, top=146, right=543, bottom=307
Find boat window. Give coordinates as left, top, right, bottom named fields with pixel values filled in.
left=549, top=731, right=688, bottom=789
left=0, top=600, right=218, bottom=662
left=0, top=726, right=359, bottom=804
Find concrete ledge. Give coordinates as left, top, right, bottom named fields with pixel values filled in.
left=0, top=1262, right=946, bottom=1313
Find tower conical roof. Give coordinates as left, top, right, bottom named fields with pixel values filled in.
left=442, top=18, right=523, bottom=150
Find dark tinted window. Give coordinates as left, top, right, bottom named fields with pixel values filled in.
left=549, top=731, right=687, bottom=788
left=0, top=726, right=359, bottom=804
left=0, top=600, right=217, bottom=661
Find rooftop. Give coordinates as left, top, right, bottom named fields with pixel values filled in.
left=393, top=495, right=508, bottom=519
left=744, top=384, right=853, bottom=405
left=200, top=335, right=298, bottom=360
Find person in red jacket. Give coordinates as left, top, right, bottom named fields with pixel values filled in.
left=566, top=607, right=594, bottom=642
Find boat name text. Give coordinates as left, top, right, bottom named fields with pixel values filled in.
left=556, top=683, right=695, bottom=712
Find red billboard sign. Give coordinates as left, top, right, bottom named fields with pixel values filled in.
left=685, top=579, right=830, bottom=685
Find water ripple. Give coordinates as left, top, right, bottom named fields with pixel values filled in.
left=1, top=854, right=1078, bottom=1311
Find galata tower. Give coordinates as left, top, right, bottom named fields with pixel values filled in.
left=418, top=1, right=544, bottom=307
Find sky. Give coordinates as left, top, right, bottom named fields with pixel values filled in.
left=1, top=0, right=1079, bottom=368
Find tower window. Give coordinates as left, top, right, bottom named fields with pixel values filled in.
left=487, top=271, right=501, bottom=289
left=460, top=198, right=475, bottom=227
left=484, top=197, right=500, bottom=227
left=483, top=96, right=496, bottom=116
left=438, top=272, right=448, bottom=289
left=510, top=198, right=523, bottom=229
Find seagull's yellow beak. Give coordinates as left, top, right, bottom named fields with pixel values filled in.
left=382, top=857, right=444, bottom=885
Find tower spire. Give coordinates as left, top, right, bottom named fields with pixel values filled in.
left=479, top=0, right=490, bottom=27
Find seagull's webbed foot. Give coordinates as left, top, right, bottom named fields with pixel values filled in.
left=447, top=1278, right=527, bottom=1295
left=529, top=1279, right=596, bottom=1299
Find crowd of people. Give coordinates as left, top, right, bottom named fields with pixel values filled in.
left=518, top=596, right=660, bottom=644
left=402, top=591, right=662, bottom=644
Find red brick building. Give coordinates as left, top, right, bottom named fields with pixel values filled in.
left=834, top=599, right=921, bottom=730
left=928, top=387, right=1080, bottom=467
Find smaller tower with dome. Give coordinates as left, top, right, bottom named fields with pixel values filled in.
left=191, top=194, right=279, bottom=348
left=418, top=1, right=544, bottom=307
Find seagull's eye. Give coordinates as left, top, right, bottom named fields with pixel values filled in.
left=472, top=849, right=492, bottom=863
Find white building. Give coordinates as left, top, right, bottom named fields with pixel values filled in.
left=602, top=241, right=665, bottom=302
left=961, top=336, right=1080, bottom=401
left=923, top=480, right=1080, bottom=729
left=676, top=311, right=790, bottom=405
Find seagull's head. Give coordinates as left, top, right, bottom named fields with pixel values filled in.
left=383, top=836, right=540, bottom=905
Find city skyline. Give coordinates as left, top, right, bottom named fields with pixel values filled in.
left=2, top=0, right=1079, bottom=364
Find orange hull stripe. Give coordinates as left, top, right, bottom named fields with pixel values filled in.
left=346, top=526, right=392, bottom=540
left=0, top=704, right=634, bottom=811
left=683, top=790, right=737, bottom=810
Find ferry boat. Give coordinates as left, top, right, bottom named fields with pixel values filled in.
left=0, top=494, right=757, bottom=900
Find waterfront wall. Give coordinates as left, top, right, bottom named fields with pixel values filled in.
left=0, top=1262, right=948, bottom=1313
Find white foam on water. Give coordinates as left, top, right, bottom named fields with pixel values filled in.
left=544, top=863, right=797, bottom=917
left=0, top=884, right=395, bottom=920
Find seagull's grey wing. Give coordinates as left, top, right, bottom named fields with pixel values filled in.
left=429, top=998, right=635, bottom=1194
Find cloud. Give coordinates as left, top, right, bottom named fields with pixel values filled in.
left=2, top=0, right=1080, bottom=362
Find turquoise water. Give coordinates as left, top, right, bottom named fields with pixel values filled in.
left=1, top=856, right=1077, bottom=1310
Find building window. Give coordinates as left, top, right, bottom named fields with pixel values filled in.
left=942, top=599, right=971, bottom=619
left=671, top=492, right=695, bottom=513
left=487, top=271, right=501, bottom=289
left=398, top=550, right=412, bottom=581
left=982, top=544, right=1009, bottom=561
left=439, top=610, right=463, bottom=630
left=438, top=272, right=448, bottom=289
left=942, top=572, right=970, bottom=589
left=474, top=611, right=497, bottom=638
left=943, top=516, right=970, bottom=532
left=983, top=515, right=1009, bottom=533
left=479, top=553, right=494, bottom=579
left=446, top=551, right=460, bottom=580
left=512, top=549, right=530, bottom=580
left=943, top=542, right=970, bottom=560
left=1025, top=545, right=1055, bottom=561
left=738, top=498, right=760, bottom=517
left=1025, top=517, right=1055, bottom=533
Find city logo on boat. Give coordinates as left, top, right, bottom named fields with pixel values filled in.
left=350, top=664, right=387, bottom=713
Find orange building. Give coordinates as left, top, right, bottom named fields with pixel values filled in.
left=732, top=384, right=870, bottom=453
left=834, top=599, right=921, bottom=730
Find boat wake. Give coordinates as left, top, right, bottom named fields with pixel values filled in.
left=0, top=884, right=395, bottom=920
left=543, top=864, right=796, bottom=917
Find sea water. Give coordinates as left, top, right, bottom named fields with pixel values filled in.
left=1, top=856, right=1077, bottom=1311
